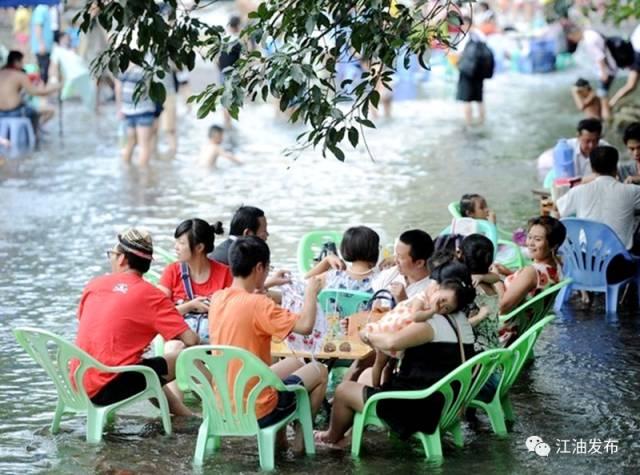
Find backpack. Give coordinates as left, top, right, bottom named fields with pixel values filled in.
left=604, top=36, right=635, bottom=68
left=459, top=38, right=495, bottom=79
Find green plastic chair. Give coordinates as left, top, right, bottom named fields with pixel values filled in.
left=543, top=169, right=556, bottom=190
left=351, top=348, right=507, bottom=463
left=144, top=269, right=162, bottom=285
left=447, top=201, right=512, bottom=241
left=317, top=288, right=372, bottom=317
left=297, top=230, right=342, bottom=275
left=499, top=279, right=570, bottom=340
left=154, top=246, right=177, bottom=264
left=469, top=315, right=555, bottom=436
left=13, top=327, right=172, bottom=443
left=175, top=345, right=315, bottom=470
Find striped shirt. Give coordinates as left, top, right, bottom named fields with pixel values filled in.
left=119, top=66, right=156, bottom=116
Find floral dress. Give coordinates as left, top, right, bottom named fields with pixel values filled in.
left=472, top=289, right=500, bottom=353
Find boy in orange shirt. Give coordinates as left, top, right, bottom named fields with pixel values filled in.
left=208, top=236, right=327, bottom=451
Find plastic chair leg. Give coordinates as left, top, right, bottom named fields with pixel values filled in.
left=297, top=408, right=315, bottom=456
left=51, top=400, right=65, bottom=434
left=350, top=413, right=365, bottom=457
left=484, top=397, right=508, bottom=437
left=156, top=387, right=172, bottom=436
left=193, top=422, right=215, bottom=466
left=85, top=407, right=106, bottom=443
left=415, top=429, right=443, bottom=462
left=554, top=284, right=571, bottom=312
left=502, top=396, right=515, bottom=423
left=605, top=285, right=620, bottom=314
left=450, top=421, right=464, bottom=448
left=257, top=429, right=276, bottom=471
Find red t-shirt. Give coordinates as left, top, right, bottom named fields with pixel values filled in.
left=159, top=260, right=232, bottom=303
left=72, top=272, right=189, bottom=397
left=209, top=287, right=298, bottom=419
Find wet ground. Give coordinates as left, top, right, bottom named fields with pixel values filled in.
left=1, top=52, right=639, bottom=473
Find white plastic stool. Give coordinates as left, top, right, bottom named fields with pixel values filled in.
left=0, top=117, right=36, bottom=158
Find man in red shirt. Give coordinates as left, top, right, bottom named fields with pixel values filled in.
left=73, top=228, right=199, bottom=416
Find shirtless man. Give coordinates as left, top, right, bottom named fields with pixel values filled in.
left=0, top=50, right=60, bottom=133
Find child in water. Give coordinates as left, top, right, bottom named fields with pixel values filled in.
left=571, top=78, right=602, bottom=120
left=200, top=125, right=243, bottom=167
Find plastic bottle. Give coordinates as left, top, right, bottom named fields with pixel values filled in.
left=552, top=138, right=575, bottom=178
left=118, top=120, right=128, bottom=147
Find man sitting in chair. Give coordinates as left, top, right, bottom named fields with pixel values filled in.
left=556, top=146, right=640, bottom=281
left=72, top=227, right=199, bottom=416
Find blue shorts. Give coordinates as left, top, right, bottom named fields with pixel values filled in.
left=257, top=375, right=302, bottom=428
left=596, top=75, right=615, bottom=98
left=125, top=112, right=155, bottom=128
left=0, top=104, right=37, bottom=120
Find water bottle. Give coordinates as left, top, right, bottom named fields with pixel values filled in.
left=553, top=138, right=575, bottom=178
left=117, top=120, right=128, bottom=147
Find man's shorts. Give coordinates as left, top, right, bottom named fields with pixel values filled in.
left=596, top=75, right=615, bottom=98
left=90, top=357, right=168, bottom=406
left=0, top=104, right=37, bottom=120
left=257, top=375, right=302, bottom=428
left=125, top=112, right=156, bottom=129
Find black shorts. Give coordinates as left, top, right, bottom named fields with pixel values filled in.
left=90, top=357, right=169, bottom=406
left=36, top=53, right=50, bottom=85
left=456, top=74, right=484, bottom=103
left=632, top=52, right=640, bottom=72
left=257, top=375, right=302, bottom=428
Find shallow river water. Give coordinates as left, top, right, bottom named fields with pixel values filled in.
left=1, top=62, right=639, bottom=474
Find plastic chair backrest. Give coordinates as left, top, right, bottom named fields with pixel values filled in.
left=297, top=230, right=343, bottom=275
left=543, top=169, right=556, bottom=189
left=317, top=288, right=372, bottom=317
left=500, top=279, right=569, bottom=334
left=447, top=201, right=463, bottom=218
left=559, top=218, right=631, bottom=287
left=176, top=345, right=287, bottom=436
left=154, top=246, right=177, bottom=264
left=499, top=315, right=554, bottom=399
left=13, top=327, right=95, bottom=412
left=430, top=349, right=507, bottom=431
left=440, top=219, right=498, bottom=258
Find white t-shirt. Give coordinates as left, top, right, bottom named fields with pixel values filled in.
left=537, top=138, right=608, bottom=176
left=631, top=24, right=640, bottom=51
left=581, top=29, right=617, bottom=77
left=371, top=266, right=431, bottom=299
left=429, top=312, right=474, bottom=344
left=556, top=175, right=640, bottom=249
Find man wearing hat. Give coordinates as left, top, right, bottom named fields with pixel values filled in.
left=72, top=228, right=199, bottom=416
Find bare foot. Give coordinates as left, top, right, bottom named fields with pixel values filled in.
left=313, top=430, right=349, bottom=450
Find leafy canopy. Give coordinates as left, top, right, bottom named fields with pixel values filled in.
left=77, top=0, right=466, bottom=160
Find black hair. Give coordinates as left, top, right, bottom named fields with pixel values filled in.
left=460, top=234, right=494, bottom=274
left=577, top=118, right=602, bottom=135
left=623, top=122, right=640, bottom=144
left=589, top=145, right=619, bottom=176
left=433, top=233, right=463, bottom=254
left=340, top=226, right=380, bottom=264
left=574, top=78, right=591, bottom=89
left=527, top=216, right=566, bottom=253
left=208, top=125, right=224, bottom=138
left=228, top=236, right=270, bottom=278
left=430, top=260, right=476, bottom=312
left=229, top=206, right=265, bottom=236
left=6, top=50, right=23, bottom=68
left=116, top=245, right=151, bottom=274
left=174, top=218, right=224, bottom=255
left=427, top=249, right=455, bottom=274
left=398, top=229, right=434, bottom=263
left=228, top=15, right=241, bottom=29
left=459, top=193, right=484, bottom=218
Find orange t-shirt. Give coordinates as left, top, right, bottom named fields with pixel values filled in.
left=72, top=273, right=189, bottom=397
left=208, top=287, right=298, bottom=419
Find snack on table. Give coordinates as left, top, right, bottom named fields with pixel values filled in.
left=339, top=341, right=352, bottom=353
left=323, top=342, right=336, bottom=353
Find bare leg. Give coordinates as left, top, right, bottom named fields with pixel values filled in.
left=161, top=351, right=196, bottom=416
left=290, top=362, right=328, bottom=452
left=270, top=357, right=304, bottom=379
left=136, top=125, right=153, bottom=166
left=316, top=380, right=365, bottom=445
left=463, top=102, right=473, bottom=126
left=477, top=101, right=485, bottom=124
left=601, top=97, right=612, bottom=121
left=122, top=127, right=136, bottom=162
